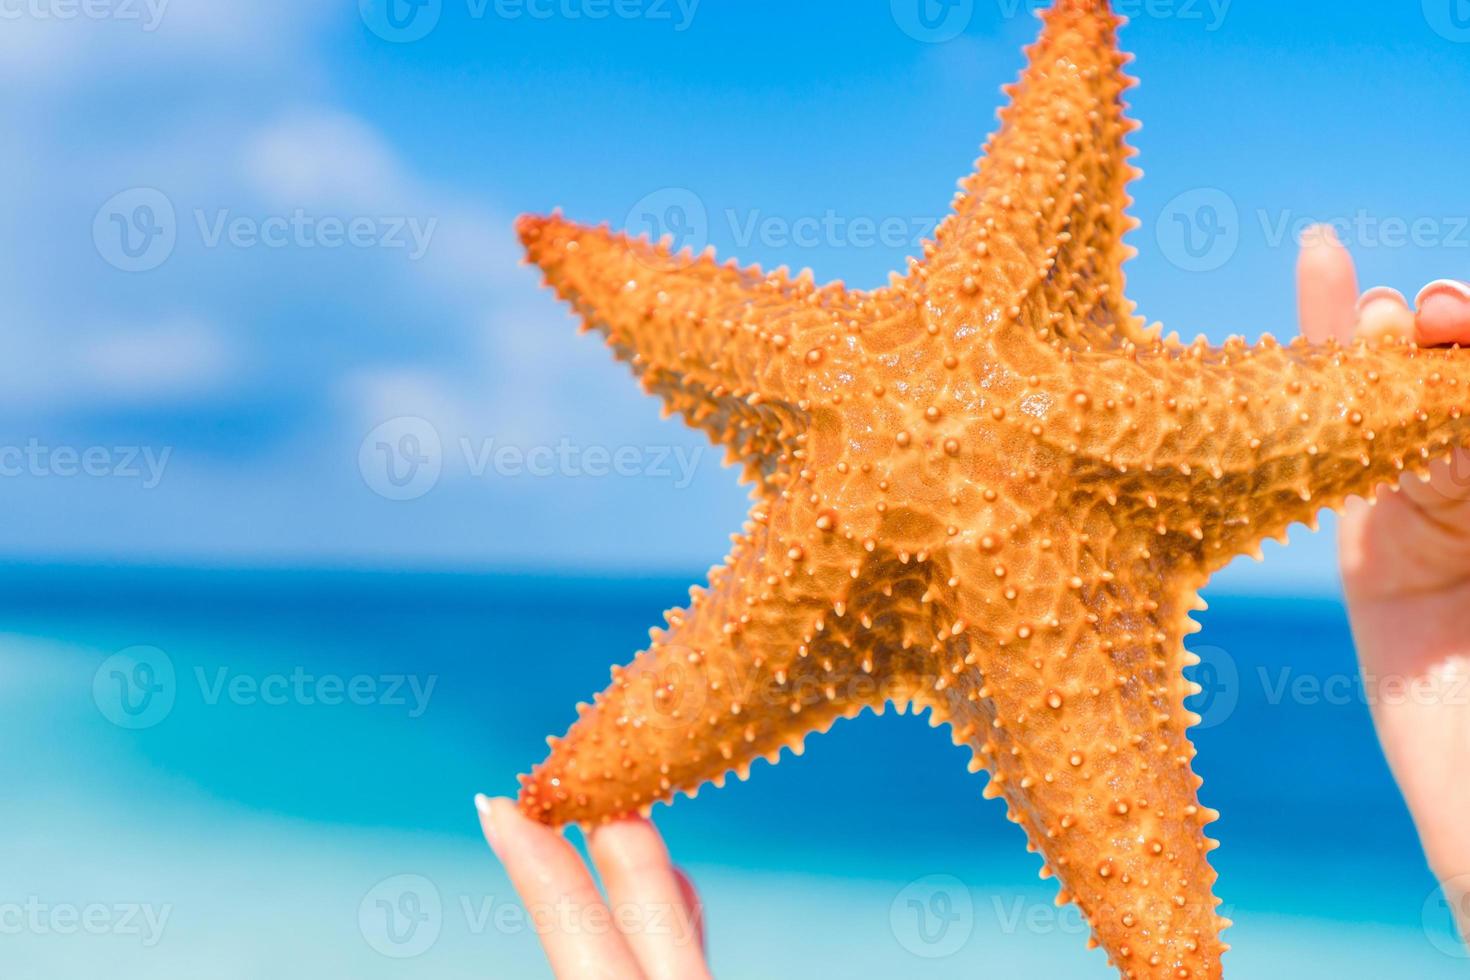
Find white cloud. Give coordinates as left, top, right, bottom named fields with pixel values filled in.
left=0, top=4, right=748, bottom=572
left=71, top=316, right=234, bottom=404
left=344, top=367, right=478, bottom=444
left=246, top=108, right=574, bottom=452
left=244, top=112, right=406, bottom=214
left=242, top=108, right=524, bottom=294
left=0, top=0, right=336, bottom=83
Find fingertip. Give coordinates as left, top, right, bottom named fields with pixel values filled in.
left=474, top=794, right=511, bottom=854
left=487, top=796, right=528, bottom=837
left=1356, top=286, right=1415, bottom=342
left=1357, top=286, right=1408, bottom=313
left=1297, top=224, right=1359, bottom=343
left=480, top=802, right=646, bottom=979
left=590, top=818, right=711, bottom=977
left=480, top=796, right=555, bottom=856
left=1299, top=222, right=1343, bottom=251
left=1415, top=280, right=1470, bottom=347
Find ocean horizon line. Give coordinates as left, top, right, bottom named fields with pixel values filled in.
left=0, top=555, right=1347, bottom=604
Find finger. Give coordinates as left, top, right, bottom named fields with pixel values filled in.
left=588, top=817, right=712, bottom=980
left=477, top=796, right=646, bottom=980
left=1356, top=286, right=1415, bottom=342
left=1296, top=224, right=1360, bottom=343
left=671, top=867, right=706, bottom=955
left=1415, top=280, right=1470, bottom=347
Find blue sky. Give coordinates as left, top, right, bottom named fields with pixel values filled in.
left=3, top=0, right=1469, bottom=593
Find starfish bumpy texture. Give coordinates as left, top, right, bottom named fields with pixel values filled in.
left=514, top=2, right=1470, bottom=976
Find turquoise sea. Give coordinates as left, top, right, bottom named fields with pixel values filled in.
left=1, top=565, right=1464, bottom=978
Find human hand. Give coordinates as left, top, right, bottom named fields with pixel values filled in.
left=475, top=795, right=712, bottom=979
left=1296, top=227, right=1470, bottom=946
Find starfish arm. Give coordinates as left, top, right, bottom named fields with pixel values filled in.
left=519, top=212, right=888, bottom=488
left=928, top=531, right=1227, bottom=979
left=1095, top=338, right=1470, bottom=571
left=917, top=0, right=1151, bottom=351
left=518, top=503, right=934, bottom=826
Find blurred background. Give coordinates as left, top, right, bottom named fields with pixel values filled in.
left=3, top=0, right=1469, bottom=976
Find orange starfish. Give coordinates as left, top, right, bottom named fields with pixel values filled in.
left=514, top=1, right=1470, bottom=976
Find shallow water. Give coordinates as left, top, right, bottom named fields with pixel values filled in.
left=0, top=565, right=1462, bottom=977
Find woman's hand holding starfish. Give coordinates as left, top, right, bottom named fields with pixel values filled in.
left=473, top=794, right=712, bottom=979
left=1298, top=226, right=1470, bottom=946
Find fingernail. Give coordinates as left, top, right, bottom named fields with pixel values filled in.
left=475, top=793, right=500, bottom=850
left=1416, top=278, right=1470, bottom=309
left=1356, top=286, right=1407, bottom=314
